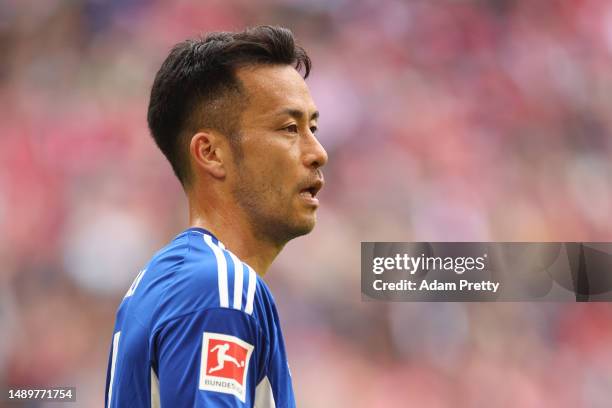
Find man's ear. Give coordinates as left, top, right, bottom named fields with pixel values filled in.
left=189, top=131, right=227, bottom=179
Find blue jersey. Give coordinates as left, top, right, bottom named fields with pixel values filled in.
left=104, top=227, right=296, bottom=407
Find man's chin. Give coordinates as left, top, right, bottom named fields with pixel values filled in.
left=293, top=221, right=316, bottom=237
left=281, top=215, right=317, bottom=242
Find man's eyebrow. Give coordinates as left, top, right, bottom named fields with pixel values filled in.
left=276, top=108, right=319, bottom=121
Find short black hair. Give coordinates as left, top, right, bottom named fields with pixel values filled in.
left=147, top=25, right=311, bottom=186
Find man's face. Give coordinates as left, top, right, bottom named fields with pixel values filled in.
left=228, top=64, right=328, bottom=245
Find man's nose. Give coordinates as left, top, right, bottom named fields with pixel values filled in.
left=303, top=132, right=328, bottom=169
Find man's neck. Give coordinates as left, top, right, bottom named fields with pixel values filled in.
left=189, top=206, right=283, bottom=276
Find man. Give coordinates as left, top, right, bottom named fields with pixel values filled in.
left=104, top=25, right=327, bottom=407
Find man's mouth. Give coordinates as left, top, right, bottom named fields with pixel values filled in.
left=298, top=178, right=324, bottom=203
left=299, top=179, right=323, bottom=197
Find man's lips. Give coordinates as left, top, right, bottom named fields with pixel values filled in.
left=298, top=178, right=324, bottom=199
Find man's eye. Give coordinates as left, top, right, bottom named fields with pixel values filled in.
left=284, top=124, right=298, bottom=133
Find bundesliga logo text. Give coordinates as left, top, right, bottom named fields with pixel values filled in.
left=199, top=332, right=254, bottom=402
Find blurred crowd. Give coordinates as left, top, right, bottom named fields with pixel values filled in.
left=1, top=0, right=612, bottom=406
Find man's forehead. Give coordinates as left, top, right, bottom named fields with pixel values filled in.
left=236, top=64, right=317, bottom=118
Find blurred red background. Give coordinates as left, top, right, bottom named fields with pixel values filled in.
left=1, top=0, right=611, bottom=406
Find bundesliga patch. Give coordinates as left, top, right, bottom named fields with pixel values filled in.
left=199, top=332, right=254, bottom=402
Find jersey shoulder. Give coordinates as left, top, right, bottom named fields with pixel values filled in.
left=151, top=228, right=270, bottom=329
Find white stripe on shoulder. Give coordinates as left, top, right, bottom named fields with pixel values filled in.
left=227, top=250, right=244, bottom=311
left=244, top=265, right=257, bottom=315
left=203, top=234, right=229, bottom=308
left=254, top=376, right=276, bottom=408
